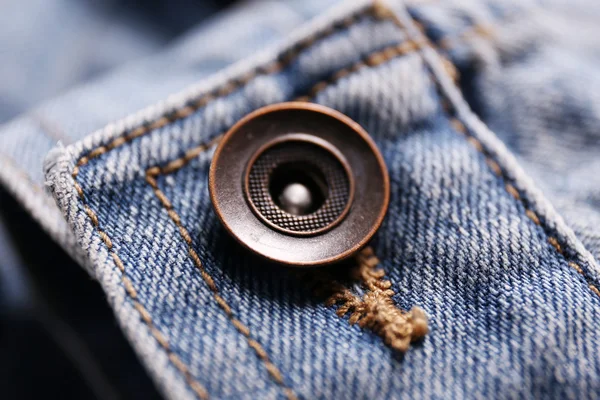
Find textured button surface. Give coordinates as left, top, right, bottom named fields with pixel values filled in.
left=209, top=102, right=389, bottom=266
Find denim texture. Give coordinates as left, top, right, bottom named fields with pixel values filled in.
left=0, top=0, right=596, bottom=398
left=0, top=2, right=235, bottom=397
left=0, top=0, right=169, bottom=123
left=409, top=0, right=600, bottom=283
left=38, top=0, right=600, bottom=398
left=0, top=0, right=339, bottom=273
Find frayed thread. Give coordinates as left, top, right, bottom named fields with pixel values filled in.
left=312, top=247, right=428, bottom=352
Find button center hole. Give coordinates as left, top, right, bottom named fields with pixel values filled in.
left=269, top=162, right=328, bottom=216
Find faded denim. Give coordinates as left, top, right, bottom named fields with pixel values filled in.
left=1, top=0, right=600, bottom=399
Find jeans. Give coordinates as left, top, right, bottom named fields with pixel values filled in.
left=2, top=0, right=600, bottom=398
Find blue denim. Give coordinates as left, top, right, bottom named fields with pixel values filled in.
left=409, top=0, right=600, bottom=266
left=2, top=0, right=600, bottom=399
left=0, top=0, right=173, bottom=123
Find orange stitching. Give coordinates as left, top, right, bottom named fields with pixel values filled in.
left=69, top=4, right=497, bottom=395
left=390, top=4, right=600, bottom=299
left=65, top=203, right=209, bottom=399
left=525, top=209, right=541, bottom=225
left=145, top=168, right=297, bottom=400
left=71, top=4, right=478, bottom=176
left=452, top=105, right=600, bottom=298
left=450, top=118, right=467, bottom=134
left=157, top=40, right=427, bottom=173
left=136, top=34, right=432, bottom=390
left=505, top=183, right=520, bottom=200
left=150, top=40, right=426, bottom=174
left=484, top=157, right=502, bottom=177
left=121, top=276, right=138, bottom=298
left=467, top=136, right=484, bottom=152
left=568, top=261, right=585, bottom=275
left=69, top=8, right=392, bottom=399
left=548, top=237, right=563, bottom=254
left=74, top=7, right=377, bottom=172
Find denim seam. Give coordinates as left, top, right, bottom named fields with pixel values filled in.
left=71, top=7, right=378, bottom=174
left=143, top=36, right=428, bottom=397
left=70, top=201, right=210, bottom=398
left=146, top=162, right=297, bottom=400
left=68, top=3, right=549, bottom=396
left=67, top=8, right=390, bottom=399
left=0, top=152, right=92, bottom=273
left=388, top=4, right=600, bottom=300
left=146, top=37, right=427, bottom=176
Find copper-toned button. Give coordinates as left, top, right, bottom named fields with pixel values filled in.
left=209, top=102, right=389, bottom=266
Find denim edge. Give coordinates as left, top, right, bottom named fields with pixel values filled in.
left=44, top=1, right=374, bottom=398
left=388, top=0, right=600, bottom=285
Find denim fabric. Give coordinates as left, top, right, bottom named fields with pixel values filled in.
left=409, top=0, right=600, bottom=278
left=0, top=0, right=340, bottom=273
left=0, top=2, right=237, bottom=397
left=0, top=0, right=598, bottom=398
left=0, top=0, right=170, bottom=123
left=37, top=0, right=600, bottom=399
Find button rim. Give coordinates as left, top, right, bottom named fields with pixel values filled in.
left=209, top=102, right=390, bottom=267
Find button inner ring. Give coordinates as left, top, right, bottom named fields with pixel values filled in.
left=244, top=133, right=355, bottom=237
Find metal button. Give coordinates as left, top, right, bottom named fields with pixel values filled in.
left=209, top=102, right=389, bottom=266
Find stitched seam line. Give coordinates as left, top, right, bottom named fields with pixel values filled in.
left=143, top=36, right=426, bottom=398
left=70, top=193, right=210, bottom=399
left=73, top=6, right=378, bottom=172
left=393, top=6, right=600, bottom=299
left=147, top=38, right=427, bottom=177
left=146, top=169, right=297, bottom=400
left=70, top=4, right=462, bottom=172
left=70, top=4, right=480, bottom=395
left=70, top=6, right=422, bottom=399
left=69, top=9, right=382, bottom=399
